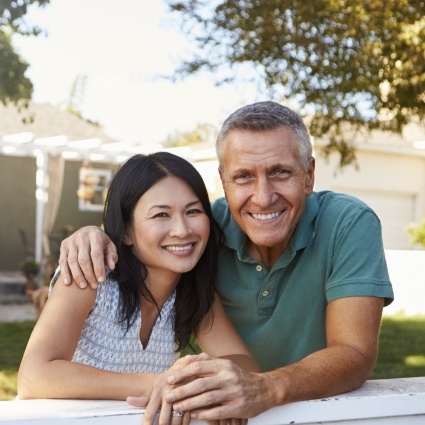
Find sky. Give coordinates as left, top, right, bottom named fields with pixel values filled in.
left=13, top=0, right=260, bottom=144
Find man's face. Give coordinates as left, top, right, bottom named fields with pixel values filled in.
left=219, top=127, right=315, bottom=256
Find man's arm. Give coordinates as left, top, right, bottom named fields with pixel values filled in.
left=59, top=226, right=117, bottom=289
left=161, top=296, right=384, bottom=421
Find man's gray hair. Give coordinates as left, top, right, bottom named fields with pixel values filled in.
left=216, top=101, right=312, bottom=171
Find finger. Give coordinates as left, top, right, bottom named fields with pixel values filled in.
left=58, top=242, right=80, bottom=286
left=173, top=390, right=215, bottom=414
left=75, top=249, right=97, bottom=289
left=59, top=246, right=88, bottom=289
left=167, top=355, right=216, bottom=386
left=182, top=411, right=191, bottom=425
left=142, top=392, right=162, bottom=425
left=171, top=410, right=186, bottom=425
left=57, top=254, right=71, bottom=286
left=167, top=373, right=222, bottom=407
left=189, top=404, right=231, bottom=422
left=105, top=240, right=118, bottom=270
left=126, top=396, right=149, bottom=408
left=157, top=401, right=173, bottom=425
left=87, top=229, right=113, bottom=285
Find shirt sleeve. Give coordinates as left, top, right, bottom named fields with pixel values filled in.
left=325, top=208, right=394, bottom=306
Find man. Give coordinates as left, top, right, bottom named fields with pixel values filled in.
left=59, top=101, right=393, bottom=421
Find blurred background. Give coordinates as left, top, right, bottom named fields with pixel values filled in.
left=0, top=0, right=424, bottom=400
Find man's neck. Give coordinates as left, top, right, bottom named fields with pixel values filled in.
left=246, top=240, right=286, bottom=270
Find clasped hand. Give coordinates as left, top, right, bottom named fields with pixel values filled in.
left=128, top=353, right=264, bottom=425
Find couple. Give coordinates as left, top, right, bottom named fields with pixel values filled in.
left=18, top=101, right=394, bottom=424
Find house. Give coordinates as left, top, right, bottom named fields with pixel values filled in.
left=313, top=124, right=425, bottom=250
left=1, top=101, right=424, bottom=281
left=0, top=102, right=118, bottom=276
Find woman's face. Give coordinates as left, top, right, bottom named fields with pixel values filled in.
left=124, top=176, right=210, bottom=283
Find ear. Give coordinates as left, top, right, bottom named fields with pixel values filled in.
left=304, top=157, right=315, bottom=195
left=218, top=166, right=226, bottom=195
left=123, top=227, right=133, bottom=246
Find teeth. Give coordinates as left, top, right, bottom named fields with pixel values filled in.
left=252, top=211, right=281, bottom=220
left=165, top=244, right=193, bottom=252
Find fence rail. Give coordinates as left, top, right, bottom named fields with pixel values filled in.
left=1, top=377, right=425, bottom=424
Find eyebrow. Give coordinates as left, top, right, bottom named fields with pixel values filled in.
left=232, top=163, right=290, bottom=174
left=148, top=200, right=202, bottom=212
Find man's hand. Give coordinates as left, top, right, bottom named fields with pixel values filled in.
left=128, top=355, right=202, bottom=425
left=127, top=354, right=252, bottom=424
left=163, top=355, right=270, bottom=422
left=58, top=226, right=118, bottom=289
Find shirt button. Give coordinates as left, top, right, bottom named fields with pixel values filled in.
left=262, top=290, right=269, bottom=297
left=256, top=265, right=262, bottom=272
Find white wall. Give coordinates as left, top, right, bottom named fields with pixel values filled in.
left=384, top=250, right=425, bottom=316
left=314, top=143, right=425, bottom=249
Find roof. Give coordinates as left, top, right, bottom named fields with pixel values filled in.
left=0, top=101, right=116, bottom=143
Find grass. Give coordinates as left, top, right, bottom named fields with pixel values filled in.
left=0, top=321, right=35, bottom=400
left=1, top=315, right=425, bottom=400
left=371, top=314, right=425, bottom=379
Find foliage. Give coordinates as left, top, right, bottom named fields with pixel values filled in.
left=0, top=0, right=50, bottom=104
left=1, top=316, right=425, bottom=400
left=19, top=256, right=39, bottom=271
left=405, top=219, right=425, bottom=248
left=183, top=315, right=425, bottom=380
left=163, top=122, right=218, bottom=148
left=372, top=315, right=425, bottom=379
left=66, top=74, right=87, bottom=119
left=167, top=0, right=425, bottom=166
left=0, top=320, right=35, bottom=400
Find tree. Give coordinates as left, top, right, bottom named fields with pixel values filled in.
left=0, top=0, right=50, bottom=105
left=163, top=122, right=217, bottom=148
left=406, top=219, right=425, bottom=248
left=167, top=0, right=425, bottom=166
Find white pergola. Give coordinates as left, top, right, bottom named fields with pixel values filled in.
left=0, top=132, right=216, bottom=274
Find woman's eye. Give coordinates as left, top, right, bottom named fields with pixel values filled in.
left=187, top=209, right=203, bottom=215
left=153, top=212, right=168, bottom=218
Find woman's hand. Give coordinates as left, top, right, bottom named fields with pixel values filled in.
left=128, top=355, right=203, bottom=425
left=128, top=354, right=249, bottom=425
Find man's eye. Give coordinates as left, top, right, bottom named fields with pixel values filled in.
left=273, top=169, right=291, bottom=177
left=234, top=173, right=251, bottom=181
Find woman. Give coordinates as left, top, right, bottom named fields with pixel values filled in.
left=18, top=152, right=258, bottom=424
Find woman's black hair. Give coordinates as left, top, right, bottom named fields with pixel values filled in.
left=103, top=152, right=223, bottom=351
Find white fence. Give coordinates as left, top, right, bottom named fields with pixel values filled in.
left=1, top=377, right=425, bottom=424
left=384, top=250, right=425, bottom=316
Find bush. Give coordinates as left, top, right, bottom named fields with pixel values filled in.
left=405, top=219, right=425, bottom=248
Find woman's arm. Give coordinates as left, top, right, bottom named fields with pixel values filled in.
left=17, top=273, right=154, bottom=400
left=138, top=293, right=259, bottom=425
left=196, top=292, right=260, bottom=372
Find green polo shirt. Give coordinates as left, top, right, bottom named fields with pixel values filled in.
left=212, top=191, right=394, bottom=372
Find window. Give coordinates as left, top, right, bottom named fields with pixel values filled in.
left=77, top=167, right=112, bottom=212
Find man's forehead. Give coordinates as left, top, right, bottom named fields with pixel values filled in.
left=226, top=158, right=295, bottom=173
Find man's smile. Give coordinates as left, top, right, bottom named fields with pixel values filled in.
left=250, top=210, right=284, bottom=220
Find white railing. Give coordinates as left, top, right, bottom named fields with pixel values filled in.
left=1, top=377, right=425, bottom=424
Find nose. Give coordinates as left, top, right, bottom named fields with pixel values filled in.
left=169, top=215, right=192, bottom=238
left=251, top=176, right=275, bottom=207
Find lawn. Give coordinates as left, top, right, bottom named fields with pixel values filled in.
left=1, top=315, right=425, bottom=400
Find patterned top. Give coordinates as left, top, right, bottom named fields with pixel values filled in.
left=51, top=272, right=179, bottom=374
